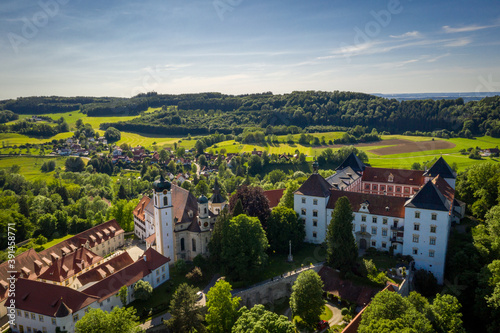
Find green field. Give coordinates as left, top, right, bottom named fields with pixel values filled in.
left=0, top=156, right=67, bottom=181
left=210, top=134, right=500, bottom=172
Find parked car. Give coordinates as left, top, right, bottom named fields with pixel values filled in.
left=317, top=320, right=329, bottom=330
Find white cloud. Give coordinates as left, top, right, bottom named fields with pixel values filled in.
left=426, top=53, right=451, bottom=62
left=390, top=31, right=422, bottom=39
left=442, top=24, right=495, bottom=33
left=444, top=38, right=472, bottom=47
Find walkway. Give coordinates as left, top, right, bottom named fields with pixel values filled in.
left=283, top=302, right=343, bottom=332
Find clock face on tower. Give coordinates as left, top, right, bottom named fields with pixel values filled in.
left=163, top=190, right=168, bottom=194
left=204, top=222, right=209, bottom=227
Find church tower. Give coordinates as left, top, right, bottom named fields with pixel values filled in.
left=198, top=195, right=211, bottom=231
left=208, top=178, right=227, bottom=214
left=153, top=175, right=175, bottom=260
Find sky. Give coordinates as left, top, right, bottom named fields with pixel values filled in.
left=0, top=0, right=499, bottom=99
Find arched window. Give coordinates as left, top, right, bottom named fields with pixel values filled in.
left=180, top=238, right=185, bottom=251
left=192, top=239, right=196, bottom=252
left=204, top=208, right=207, bottom=214
left=154, top=196, right=157, bottom=206
left=163, top=196, right=168, bottom=206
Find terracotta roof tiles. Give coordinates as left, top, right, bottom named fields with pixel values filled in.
left=263, top=189, right=285, bottom=208
left=327, top=190, right=407, bottom=218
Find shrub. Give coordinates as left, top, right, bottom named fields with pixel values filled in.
left=185, top=267, right=203, bottom=284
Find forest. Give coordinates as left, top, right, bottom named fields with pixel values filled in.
left=1, top=91, right=499, bottom=137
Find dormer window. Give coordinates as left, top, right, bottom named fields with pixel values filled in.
left=388, top=174, right=394, bottom=182
left=188, top=210, right=193, bottom=218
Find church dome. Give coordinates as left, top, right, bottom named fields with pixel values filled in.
left=153, top=175, right=171, bottom=192
left=197, top=195, right=209, bottom=204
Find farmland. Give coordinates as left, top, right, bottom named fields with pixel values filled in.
left=1, top=105, right=499, bottom=174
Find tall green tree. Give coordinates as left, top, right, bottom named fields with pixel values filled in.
left=266, top=206, right=305, bottom=253
left=431, top=294, right=466, bottom=333
left=359, top=290, right=434, bottom=333
left=133, top=280, right=152, bottom=301
left=326, top=196, right=357, bottom=272
left=220, top=214, right=269, bottom=281
left=119, top=286, right=128, bottom=306
left=75, top=307, right=142, bottom=333
left=289, top=270, right=325, bottom=329
left=206, top=280, right=241, bottom=333
left=209, top=207, right=231, bottom=265
left=232, top=304, right=296, bottom=333
left=166, top=283, right=205, bottom=333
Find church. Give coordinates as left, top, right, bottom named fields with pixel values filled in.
left=133, top=177, right=227, bottom=262
left=294, top=154, right=465, bottom=284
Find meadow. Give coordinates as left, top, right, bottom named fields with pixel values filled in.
left=2, top=105, right=500, bottom=174
left=0, top=156, right=67, bottom=181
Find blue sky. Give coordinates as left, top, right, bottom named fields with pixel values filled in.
left=0, top=0, right=499, bottom=99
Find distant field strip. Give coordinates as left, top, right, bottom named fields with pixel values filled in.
left=369, top=139, right=456, bottom=155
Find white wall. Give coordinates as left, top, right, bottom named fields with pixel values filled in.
left=294, top=194, right=328, bottom=244
left=402, top=207, right=450, bottom=284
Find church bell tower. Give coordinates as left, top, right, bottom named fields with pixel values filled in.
left=153, top=175, right=174, bottom=260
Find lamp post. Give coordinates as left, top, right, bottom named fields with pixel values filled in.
left=287, top=240, right=293, bottom=262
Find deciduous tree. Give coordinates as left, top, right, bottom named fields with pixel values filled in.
left=266, top=206, right=305, bottom=253
left=206, top=280, right=241, bottom=333
left=232, top=304, right=295, bottom=333
left=289, top=270, right=325, bottom=329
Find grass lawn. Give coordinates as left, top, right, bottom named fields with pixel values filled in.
left=0, top=156, right=67, bottom=181
left=41, top=234, right=75, bottom=250
left=129, top=265, right=211, bottom=322
left=362, top=253, right=398, bottom=271
left=293, top=305, right=333, bottom=328
left=251, top=243, right=326, bottom=284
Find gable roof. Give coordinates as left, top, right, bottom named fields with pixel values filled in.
left=172, top=184, right=198, bottom=225
left=423, top=156, right=456, bottom=179
left=38, top=247, right=102, bottom=283
left=336, top=152, right=366, bottom=173
left=405, top=180, right=450, bottom=211
left=263, top=189, right=285, bottom=208
left=295, top=173, right=332, bottom=198
left=9, top=278, right=99, bottom=317
left=326, top=166, right=361, bottom=190
left=77, top=252, right=134, bottom=288
left=362, top=167, right=424, bottom=186
left=82, top=247, right=170, bottom=301
left=326, top=190, right=407, bottom=218
left=134, top=196, right=151, bottom=222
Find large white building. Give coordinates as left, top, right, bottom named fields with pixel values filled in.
left=2, top=220, right=171, bottom=333
left=134, top=177, right=227, bottom=262
left=294, top=155, right=465, bottom=284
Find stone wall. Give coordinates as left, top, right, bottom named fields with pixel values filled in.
left=234, top=264, right=322, bottom=308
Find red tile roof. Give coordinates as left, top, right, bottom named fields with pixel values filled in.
left=431, top=175, right=455, bottom=204
left=263, top=189, right=285, bottom=208
left=134, top=196, right=151, bottom=222
left=362, top=167, right=424, bottom=186
left=326, top=190, right=407, bottom=218
left=8, top=278, right=99, bottom=317
left=0, top=249, right=48, bottom=301
left=83, top=247, right=170, bottom=301
left=38, top=247, right=102, bottom=283
left=145, top=233, right=156, bottom=246
left=77, top=252, right=134, bottom=288
left=319, top=266, right=381, bottom=306
left=172, top=184, right=198, bottom=225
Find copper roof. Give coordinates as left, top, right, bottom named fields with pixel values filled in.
left=327, top=190, right=407, bottom=218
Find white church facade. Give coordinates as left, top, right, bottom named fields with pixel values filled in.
left=294, top=155, right=465, bottom=284
left=134, top=177, right=227, bottom=262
